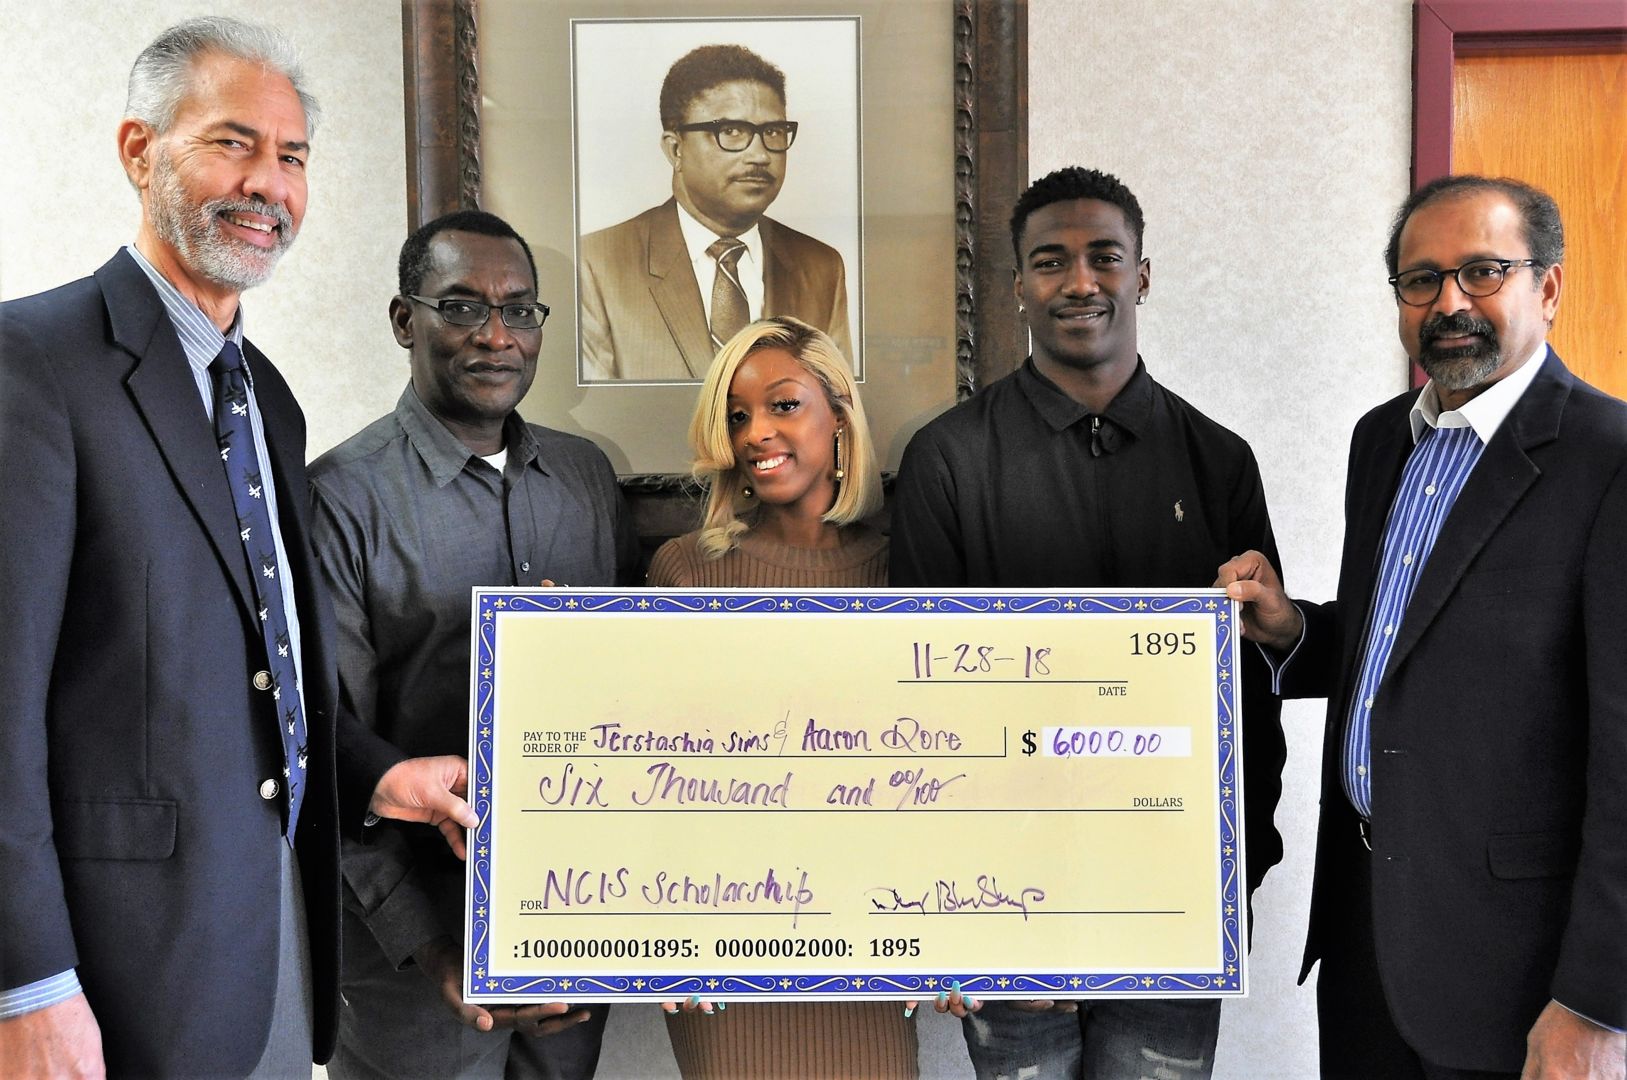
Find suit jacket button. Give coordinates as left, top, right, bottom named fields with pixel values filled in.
left=253, top=670, right=273, bottom=691
left=259, top=778, right=280, bottom=800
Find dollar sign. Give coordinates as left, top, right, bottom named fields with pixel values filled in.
left=1021, top=730, right=1037, bottom=756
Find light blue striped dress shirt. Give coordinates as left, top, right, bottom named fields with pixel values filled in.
left=1342, top=423, right=1484, bottom=817
left=1337, top=345, right=1546, bottom=817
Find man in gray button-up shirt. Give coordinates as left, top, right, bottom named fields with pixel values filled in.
left=310, top=210, right=636, bottom=1079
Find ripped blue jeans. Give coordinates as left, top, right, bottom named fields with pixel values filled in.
left=961, top=999, right=1221, bottom=1080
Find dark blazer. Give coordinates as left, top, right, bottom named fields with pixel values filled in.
left=1280, top=349, right=1627, bottom=1070
left=0, top=251, right=397, bottom=1076
left=578, top=198, right=852, bottom=381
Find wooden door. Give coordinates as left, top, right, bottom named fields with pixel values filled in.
left=1452, top=47, right=1627, bottom=399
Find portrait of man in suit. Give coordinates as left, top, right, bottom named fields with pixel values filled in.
left=577, top=39, right=856, bottom=383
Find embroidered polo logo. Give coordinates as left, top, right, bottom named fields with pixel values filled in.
left=1174, top=500, right=1185, bottom=522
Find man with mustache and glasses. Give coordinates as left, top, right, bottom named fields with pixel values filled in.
left=0, top=17, right=478, bottom=1079
left=578, top=43, right=851, bottom=382
left=1220, top=176, right=1627, bottom=1079
left=309, top=210, right=635, bottom=1080
left=891, top=166, right=1287, bottom=1080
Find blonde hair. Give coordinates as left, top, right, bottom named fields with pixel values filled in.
left=688, top=317, right=881, bottom=558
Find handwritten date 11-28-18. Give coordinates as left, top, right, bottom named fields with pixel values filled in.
left=911, top=643, right=1051, bottom=680
left=911, top=631, right=1200, bottom=679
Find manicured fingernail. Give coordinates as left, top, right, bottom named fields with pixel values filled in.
left=952, top=980, right=962, bottom=993
left=904, top=1006, right=915, bottom=1018
left=689, top=995, right=701, bottom=1007
left=969, top=997, right=980, bottom=1009
left=718, top=1002, right=727, bottom=1011
left=936, top=990, right=947, bottom=1005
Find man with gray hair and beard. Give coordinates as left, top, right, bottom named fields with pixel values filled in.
left=0, top=17, right=477, bottom=1078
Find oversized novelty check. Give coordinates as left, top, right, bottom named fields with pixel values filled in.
left=465, top=588, right=1246, bottom=1004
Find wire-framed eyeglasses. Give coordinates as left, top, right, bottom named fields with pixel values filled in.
left=407, top=295, right=549, bottom=329
left=1388, top=258, right=1539, bottom=307
left=672, top=119, right=799, bottom=153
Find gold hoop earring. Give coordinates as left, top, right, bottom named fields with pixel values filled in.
left=833, top=428, right=846, bottom=482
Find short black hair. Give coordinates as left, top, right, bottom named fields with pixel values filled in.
left=398, top=209, right=537, bottom=296
left=1010, top=166, right=1145, bottom=263
left=1384, top=174, right=1564, bottom=277
left=659, top=44, right=786, bottom=131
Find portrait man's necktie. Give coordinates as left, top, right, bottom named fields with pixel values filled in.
left=707, top=236, right=749, bottom=350
left=210, top=340, right=306, bottom=841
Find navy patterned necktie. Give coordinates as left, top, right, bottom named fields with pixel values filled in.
left=707, top=237, right=749, bottom=350
left=210, top=340, right=306, bottom=840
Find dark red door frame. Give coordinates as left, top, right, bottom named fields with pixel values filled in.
left=1413, top=0, right=1627, bottom=187
left=1407, top=1, right=1627, bottom=384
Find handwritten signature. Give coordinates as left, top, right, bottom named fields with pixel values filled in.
left=867, top=876, right=1047, bottom=920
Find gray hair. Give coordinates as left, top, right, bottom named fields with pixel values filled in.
left=126, top=16, right=320, bottom=135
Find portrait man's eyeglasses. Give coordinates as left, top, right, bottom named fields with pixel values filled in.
left=672, top=119, right=799, bottom=153
left=407, top=295, right=550, bottom=329
left=1388, top=258, right=1540, bottom=307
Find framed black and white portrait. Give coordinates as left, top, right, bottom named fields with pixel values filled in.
left=443, top=0, right=1016, bottom=478
left=572, top=18, right=863, bottom=385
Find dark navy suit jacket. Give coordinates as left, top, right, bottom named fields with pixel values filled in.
left=1282, top=350, right=1627, bottom=1070
left=0, top=251, right=398, bottom=1075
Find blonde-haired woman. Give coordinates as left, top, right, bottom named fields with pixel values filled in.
left=647, top=315, right=887, bottom=589
left=648, top=317, right=916, bottom=1077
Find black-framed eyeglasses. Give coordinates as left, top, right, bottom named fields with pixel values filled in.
left=672, top=119, right=798, bottom=152
left=1388, top=258, right=1539, bottom=307
left=407, top=294, right=549, bottom=329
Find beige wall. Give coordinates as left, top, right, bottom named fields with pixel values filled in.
left=1027, top=3, right=1415, bottom=1077
left=3, top=2, right=1414, bottom=1077
left=0, top=0, right=409, bottom=458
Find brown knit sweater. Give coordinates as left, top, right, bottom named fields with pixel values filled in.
left=647, top=523, right=916, bottom=1079
left=647, top=523, right=889, bottom=590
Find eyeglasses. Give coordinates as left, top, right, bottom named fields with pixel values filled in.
left=1388, top=258, right=1539, bottom=307
left=672, top=119, right=799, bottom=153
left=407, top=295, right=549, bottom=329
